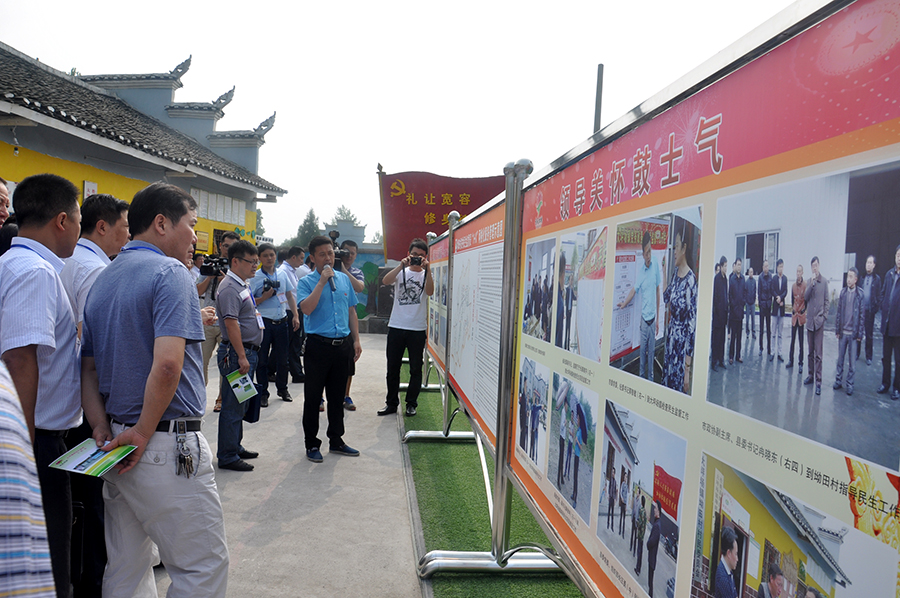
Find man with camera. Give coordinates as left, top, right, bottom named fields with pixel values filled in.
left=297, top=235, right=362, bottom=462
left=252, top=243, right=300, bottom=407
left=338, top=239, right=365, bottom=410
left=378, top=238, right=434, bottom=417
left=216, top=240, right=263, bottom=472
left=197, top=232, right=241, bottom=413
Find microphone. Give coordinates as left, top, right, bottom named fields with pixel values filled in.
left=326, top=265, right=336, bottom=292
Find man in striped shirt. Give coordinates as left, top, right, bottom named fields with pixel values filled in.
left=0, top=173, right=83, bottom=598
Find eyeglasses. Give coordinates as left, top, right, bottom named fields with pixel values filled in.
left=236, top=257, right=259, bottom=267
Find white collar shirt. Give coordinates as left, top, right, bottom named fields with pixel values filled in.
left=0, top=238, right=82, bottom=430
left=60, top=238, right=111, bottom=325
left=277, top=262, right=299, bottom=300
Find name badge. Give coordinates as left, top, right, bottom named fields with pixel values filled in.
left=277, top=292, right=287, bottom=305
left=256, top=311, right=265, bottom=329
left=240, top=288, right=251, bottom=302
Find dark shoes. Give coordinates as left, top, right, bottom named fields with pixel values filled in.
left=278, top=390, right=292, bottom=402
left=768, top=354, right=774, bottom=362
left=803, top=376, right=814, bottom=386
left=306, top=448, right=324, bottom=463
left=330, top=444, right=360, bottom=457
left=893, top=390, right=900, bottom=401
left=377, top=405, right=398, bottom=416
left=785, top=361, right=793, bottom=369
left=815, top=385, right=821, bottom=396
left=877, top=384, right=889, bottom=394
left=238, top=449, right=259, bottom=460
left=260, top=395, right=269, bottom=408
left=833, top=381, right=842, bottom=390
left=405, top=405, right=417, bottom=417
left=220, top=459, right=254, bottom=472
left=292, top=376, right=305, bottom=384
left=777, top=355, right=784, bottom=362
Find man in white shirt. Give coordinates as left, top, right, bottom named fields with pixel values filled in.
left=277, top=246, right=306, bottom=383
left=0, top=173, right=83, bottom=598
left=377, top=238, right=434, bottom=417
left=60, top=193, right=129, bottom=335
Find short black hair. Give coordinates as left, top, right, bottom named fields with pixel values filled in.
left=128, top=182, right=197, bottom=237
left=12, top=173, right=79, bottom=229
left=257, top=242, right=276, bottom=257
left=720, top=527, right=737, bottom=556
left=409, top=238, right=428, bottom=254
left=80, top=193, right=129, bottom=237
left=228, top=240, right=258, bottom=263
left=734, top=258, right=742, bottom=267
left=277, top=248, right=288, bottom=262
left=220, top=231, right=240, bottom=244
left=868, top=254, right=876, bottom=264
left=848, top=266, right=859, bottom=277
left=719, top=255, right=728, bottom=267
left=340, top=239, right=358, bottom=250
left=806, top=588, right=822, bottom=598
left=308, top=235, right=333, bottom=255
left=811, top=255, right=819, bottom=266
left=288, top=246, right=305, bottom=258
left=642, top=231, right=652, bottom=251
left=767, top=562, right=783, bottom=582
left=776, top=258, right=784, bottom=268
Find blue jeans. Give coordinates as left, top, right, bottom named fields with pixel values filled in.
left=639, top=318, right=654, bottom=381
left=217, top=344, right=258, bottom=464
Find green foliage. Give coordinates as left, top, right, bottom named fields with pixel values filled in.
left=281, top=209, right=320, bottom=248
left=333, top=205, right=361, bottom=226
left=370, top=230, right=383, bottom=244
left=256, top=208, right=265, bottom=235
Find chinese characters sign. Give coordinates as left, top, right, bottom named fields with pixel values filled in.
left=379, top=170, right=504, bottom=260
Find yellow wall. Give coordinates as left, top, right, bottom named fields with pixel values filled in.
left=1, top=140, right=256, bottom=244
left=703, top=455, right=831, bottom=597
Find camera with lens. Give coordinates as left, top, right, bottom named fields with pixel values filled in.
left=199, top=256, right=229, bottom=277
left=328, top=230, right=351, bottom=262
left=262, top=278, right=281, bottom=293
left=409, top=256, right=423, bottom=266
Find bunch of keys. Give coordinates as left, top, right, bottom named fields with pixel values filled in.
left=175, top=421, right=194, bottom=478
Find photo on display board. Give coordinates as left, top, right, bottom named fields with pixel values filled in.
left=610, top=208, right=702, bottom=396
left=441, top=266, right=448, bottom=307
left=516, top=356, right=550, bottom=470
left=706, top=160, right=900, bottom=471
left=596, top=399, right=687, bottom=598
left=554, top=226, right=608, bottom=362
left=693, top=453, right=898, bottom=598
left=523, top=238, right=557, bottom=344
left=548, top=372, right=599, bottom=524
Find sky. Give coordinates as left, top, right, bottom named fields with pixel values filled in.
left=0, top=0, right=800, bottom=246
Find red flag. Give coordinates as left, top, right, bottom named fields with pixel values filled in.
left=378, top=171, right=504, bottom=261
left=653, top=464, right=682, bottom=520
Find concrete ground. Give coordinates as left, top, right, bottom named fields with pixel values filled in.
left=707, top=324, right=900, bottom=470
left=595, top=511, right=677, bottom=598
left=154, top=333, right=424, bottom=597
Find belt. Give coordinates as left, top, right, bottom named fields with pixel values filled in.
left=35, top=428, right=69, bottom=437
left=112, top=419, right=202, bottom=433
left=223, top=340, right=261, bottom=353
left=265, top=315, right=288, bottom=325
left=643, top=317, right=655, bottom=326
left=308, top=333, right=348, bottom=346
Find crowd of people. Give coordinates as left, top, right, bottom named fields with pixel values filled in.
left=0, top=174, right=435, bottom=597
left=710, top=250, right=900, bottom=400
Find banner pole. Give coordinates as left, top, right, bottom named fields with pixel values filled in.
left=491, top=159, right=533, bottom=561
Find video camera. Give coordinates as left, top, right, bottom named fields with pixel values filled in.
left=328, top=230, right=351, bottom=262
left=199, top=256, right=229, bottom=277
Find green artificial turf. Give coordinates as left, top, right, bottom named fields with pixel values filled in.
left=406, top=386, right=584, bottom=598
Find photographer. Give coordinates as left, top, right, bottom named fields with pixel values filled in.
left=251, top=243, right=300, bottom=406
left=338, top=239, right=365, bottom=410
left=377, top=238, right=434, bottom=417
left=197, top=232, right=240, bottom=406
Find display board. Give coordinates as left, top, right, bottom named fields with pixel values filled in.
left=507, top=1, right=900, bottom=596
left=447, top=204, right=506, bottom=447
left=427, top=236, right=450, bottom=371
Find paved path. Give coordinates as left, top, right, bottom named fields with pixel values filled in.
left=154, top=333, right=423, bottom=597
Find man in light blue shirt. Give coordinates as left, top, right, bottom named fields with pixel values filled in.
left=617, top=231, right=661, bottom=381
left=297, top=236, right=362, bottom=462
left=251, top=243, right=299, bottom=406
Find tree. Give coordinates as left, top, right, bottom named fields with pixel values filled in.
left=370, top=230, right=383, bottom=244
left=282, top=208, right=320, bottom=248
left=256, top=208, right=265, bottom=235
left=333, top=205, right=361, bottom=226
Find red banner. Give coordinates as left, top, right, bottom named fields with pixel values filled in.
left=653, top=464, right=682, bottom=521
left=379, top=171, right=504, bottom=261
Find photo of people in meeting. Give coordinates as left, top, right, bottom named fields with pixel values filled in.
left=707, top=160, right=900, bottom=471
left=610, top=208, right=702, bottom=396
left=523, top=238, right=557, bottom=343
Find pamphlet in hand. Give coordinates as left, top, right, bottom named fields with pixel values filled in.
left=226, top=369, right=258, bottom=403
left=50, top=439, right=136, bottom=477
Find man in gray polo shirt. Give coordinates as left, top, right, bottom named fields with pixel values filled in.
left=216, top=240, right=263, bottom=472
left=81, top=182, right=228, bottom=597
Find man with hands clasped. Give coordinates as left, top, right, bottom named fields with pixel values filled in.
left=378, top=238, right=434, bottom=417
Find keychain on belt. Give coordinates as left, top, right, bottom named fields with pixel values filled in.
left=175, top=421, right=195, bottom=478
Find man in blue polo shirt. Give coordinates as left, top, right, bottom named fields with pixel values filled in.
left=297, top=235, right=363, bottom=463
left=617, top=231, right=661, bottom=381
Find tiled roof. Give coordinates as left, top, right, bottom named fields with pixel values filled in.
left=0, top=45, right=285, bottom=195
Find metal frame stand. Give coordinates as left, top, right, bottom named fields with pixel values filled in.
left=416, top=160, right=563, bottom=578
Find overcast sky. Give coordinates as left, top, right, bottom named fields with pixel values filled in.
left=1, top=0, right=798, bottom=246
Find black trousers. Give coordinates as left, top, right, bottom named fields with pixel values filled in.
left=35, top=431, right=73, bottom=598
left=385, top=327, right=426, bottom=408
left=759, top=306, right=772, bottom=354
left=65, top=420, right=106, bottom=598
left=861, top=309, right=877, bottom=362
left=728, top=317, right=742, bottom=361
left=287, top=314, right=305, bottom=380
left=303, top=335, right=351, bottom=450
left=257, top=317, right=289, bottom=398
left=648, top=563, right=656, bottom=598
left=789, top=321, right=805, bottom=365
left=882, top=335, right=900, bottom=391
left=712, top=324, right=726, bottom=365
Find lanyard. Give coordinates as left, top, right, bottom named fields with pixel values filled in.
left=121, top=245, right=165, bottom=256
